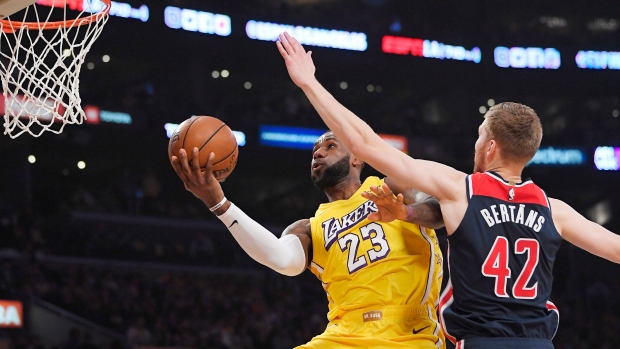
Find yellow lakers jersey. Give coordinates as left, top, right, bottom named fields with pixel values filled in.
left=309, top=176, right=444, bottom=322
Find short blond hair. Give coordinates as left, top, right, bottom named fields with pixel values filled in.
left=484, top=102, right=542, bottom=163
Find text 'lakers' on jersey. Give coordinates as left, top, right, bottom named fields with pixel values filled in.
left=309, top=177, right=443, bottom=322
left=439, top=172, right=562, bottom=345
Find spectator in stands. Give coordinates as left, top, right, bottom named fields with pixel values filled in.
left=125, top=318, right=152, bottom=346
left=62, top=328, right=81, bottom=349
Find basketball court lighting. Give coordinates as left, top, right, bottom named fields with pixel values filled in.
left=27, top=155, right=36, bottom=164
left=62, top=169, right=70, bottom=176
left=77, top=161, right=86, bottom=169
left=613, top=109, right=619, bottom=117
left=479, top=106, right=487, bottom=114
left=102, top=55, right=110, bottom=62
left=221, top=70, right=230, bottom=78
left=212, top=70, right=220, bottom=78
left=244, top=81, right=252, bottom=89
left=340, top=81, right=348, bottom=89
left=87, top=62, right=95, bottom=70
left=62, top=49, right=71, bottom=57
left=488, top=99, right=495, bottom=106
left=367, top=84, right=375, bottom=92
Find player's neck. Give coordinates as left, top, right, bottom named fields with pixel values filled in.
left=485, top=163, right=524, bottom=183
left=324, top=177, right=362, bottom=202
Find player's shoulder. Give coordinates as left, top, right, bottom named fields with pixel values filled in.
left=549, top=197, right=583, bottom=225
left=548, top=197, right=571, bottom=214
left=282, top=218, right=312, bottom=239
left=547, top=198, right=574, bottom=235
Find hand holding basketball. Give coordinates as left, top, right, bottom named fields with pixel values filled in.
left=168, top=116, right=238, bottom=181
left=170, top=147, right=228, bottom=212
left=169, top=115, right=238, bottom=213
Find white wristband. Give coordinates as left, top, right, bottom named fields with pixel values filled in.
left=209, top=197, right=227, bottom=212
left=217, top=203, right=307, bottom=276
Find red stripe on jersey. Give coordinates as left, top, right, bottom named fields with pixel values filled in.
left=439, top=285, right=457, bottom=344
left=546, top=301, right=559, bottom=313
left=546, top=300, right=560, bottom=339
left=470, top=173, right=549, bottom=208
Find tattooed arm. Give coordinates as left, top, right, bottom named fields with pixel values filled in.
left=362, top=178, right=444, bottom=229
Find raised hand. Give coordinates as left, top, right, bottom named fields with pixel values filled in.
left=361, top=183, right=409, bottom=223
left=276, top=32, right=316, bottom=89
left=170, top=148, right=227, bottom=212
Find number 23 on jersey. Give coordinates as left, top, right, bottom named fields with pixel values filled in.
left=338, top=222, right=391, bottom=273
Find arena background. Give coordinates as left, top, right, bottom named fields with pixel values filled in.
left=0, top=0, right=619, bottom=348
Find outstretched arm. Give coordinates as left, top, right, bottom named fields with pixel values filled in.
left=276, top=32, right=466, bottom=202
left=171, top=148, right=309, bottom=275
left=551, top=198, right=620, bottom=263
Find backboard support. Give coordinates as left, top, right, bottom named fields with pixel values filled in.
left=0, top=0, right=37, bottom=19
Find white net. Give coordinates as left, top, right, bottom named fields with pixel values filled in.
left=0, top=0, right=109, bottom=138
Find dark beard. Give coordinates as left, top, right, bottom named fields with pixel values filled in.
left=312, top=155, right=351, bottom=191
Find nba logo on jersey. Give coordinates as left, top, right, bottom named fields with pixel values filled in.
left=508, top=188, right=515, bottom=201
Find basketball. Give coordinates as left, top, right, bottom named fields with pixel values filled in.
left=168, top=116, right=239, bottom=181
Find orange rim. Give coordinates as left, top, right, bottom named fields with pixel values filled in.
left=0, top=0, right=110, bottom=33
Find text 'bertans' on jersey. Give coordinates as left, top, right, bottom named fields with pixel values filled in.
left=480, top=204, right=546, bottom=232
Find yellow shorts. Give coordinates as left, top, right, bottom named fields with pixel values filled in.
left=296, top=305, right=445, bottom=349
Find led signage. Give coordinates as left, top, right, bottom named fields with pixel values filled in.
left=37, top=0, right=81, bottom=10
left=37, top=0, right=149, bottom=22
left=594, top=146, right=620, bottom=171
left=84, top=105, right=132, bottom=125
left=575, top=50, right=620, bottom=70
left=164, top=123, right=245, bottom=146
left=494, top=46, right=561, bottom=69
left=0, top=94, right=65, bottom=122
left=164, top=6, right=231, bottom=36
left=382, top=35, right=481, bottom=63
left=259, top=125, right=409, bottom=152
left=527, top=147, right=585, bottom=166
left=0, top=300, right=23, bottom=328
left=88, top=0, right=148, bottom=22
left=246, top=20, right=367, bottom=51
left=100, top=110, right=131, bottom=124
left=259, top=125, right=325, bottom=150
left=378, top=133, right=408, bottom=153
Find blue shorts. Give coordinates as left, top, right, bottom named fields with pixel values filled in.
left=455, top=337, right=553, bottom=349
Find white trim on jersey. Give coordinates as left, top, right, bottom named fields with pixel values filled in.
left=439, top=243, right=457, bottom=345
left=311, top=261, right=324, bottom=274
left=467, top=175, right=473, bottom=199
left=427, top=305, right=443, bottom=348
left=541, top=189, right=552, bottom=211
left=546, top=300, right=560, bottom=339
left=439, top=279, right=456, bottom=345
left=456, top=339, right=465, bottom=349
left=485, top=172, right=533, bottom=187
left=420, top=227, right=436, bottom=305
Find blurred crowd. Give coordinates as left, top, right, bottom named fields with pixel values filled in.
left=1, top=61, right=619, bottom=349
left=0, top=258, right=327, bottom=349
left=21, top=85, right=620, bottom=228
left=1, top=205, right=620, bottom=348
left=0, top=0, right=619, bottom=347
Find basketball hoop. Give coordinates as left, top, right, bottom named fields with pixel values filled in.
left=0, top=0, right=111, bottom=138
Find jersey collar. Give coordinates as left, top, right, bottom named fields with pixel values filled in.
left=486, top=171, right=532, bottom=186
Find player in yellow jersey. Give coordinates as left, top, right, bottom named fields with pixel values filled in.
left=171, top=131, right=445, bottom=349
